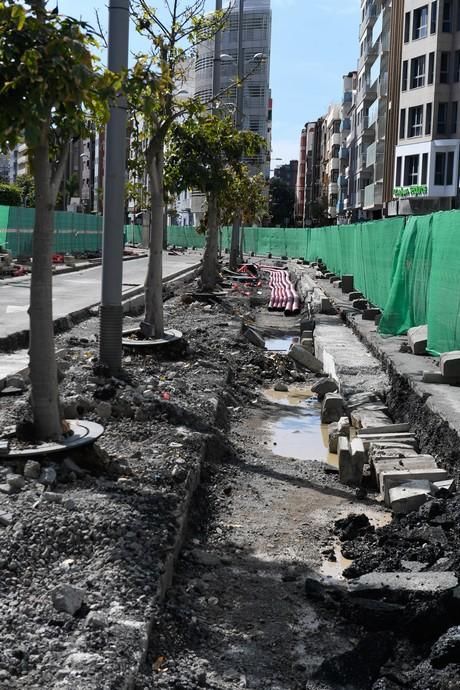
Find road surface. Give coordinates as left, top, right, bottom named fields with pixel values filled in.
left=0, top=252, right=201, bottom=342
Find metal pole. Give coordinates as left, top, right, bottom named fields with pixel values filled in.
left=229, top=0, right=244, bottom=271
left=99, top=0, right=130, bottom=374
left=212, top=0, right=223, bottom=107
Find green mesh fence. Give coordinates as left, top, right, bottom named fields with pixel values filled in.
left=426, top=211, right=460, bottom=354
left=3, top=204, right=460, bottom=354
left=125, top=224, right=143, bottom=245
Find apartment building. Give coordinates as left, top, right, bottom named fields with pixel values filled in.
left=321, top=104, right=342, bottom=220
left=392, top=0, right=460, bottom=213
left=295, top=119, right=323, bottom=226
left=274, top=160, right=298, bottom=193
left=337, top=71, right=357, bottom=222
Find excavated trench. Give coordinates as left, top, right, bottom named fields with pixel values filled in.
left=136, top=286, right=448, bottom=690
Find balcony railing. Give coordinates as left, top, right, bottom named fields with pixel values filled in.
left=339, top=146, right=349, bottom=161
left=364, top=182, right=383, bottom=209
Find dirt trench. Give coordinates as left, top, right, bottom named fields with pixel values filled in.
left=134, top=312, right=395, bottom=690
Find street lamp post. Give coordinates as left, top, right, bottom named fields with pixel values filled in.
left=98, top=0, right=130, bottom=374
left=229, top=0, right=244, bottom=271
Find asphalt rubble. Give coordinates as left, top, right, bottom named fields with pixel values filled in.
left=0, top=271, right=459, bottom=688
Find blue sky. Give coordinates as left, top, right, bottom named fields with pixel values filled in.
left=58, top=0, right=361, bottom=165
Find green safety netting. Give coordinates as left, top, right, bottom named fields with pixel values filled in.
left=4, top=204, right=460, bottom=353
left=379, top=214, right=433, bottom=336
left=426, top=211, right=460, bottom=355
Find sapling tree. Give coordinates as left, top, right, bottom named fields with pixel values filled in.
left=128, top=0, right=228, bottom=337
left=166, top=112, right=265, bottom=291
left=0, top=1, right=115, bottom=439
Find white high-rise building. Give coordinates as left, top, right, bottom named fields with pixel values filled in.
left=178, top=0, right=272, bottom=225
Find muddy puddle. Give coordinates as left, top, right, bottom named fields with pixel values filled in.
left=264, top=335, right=299, bottom=353
left=259, top=387, right=338, bottom=466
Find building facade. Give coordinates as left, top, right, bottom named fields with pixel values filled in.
left=392, top=0, right=460, bottom=213
left=274, top=160, right=298, bottom=192
left=295, top=119, right=323, bottom=225
left=180, top=0, right=272, bottom=224
left=321, top=104, right=342, bottom=220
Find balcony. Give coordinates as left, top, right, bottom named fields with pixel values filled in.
left=338, top=174, right=347, bottom=187
left=329, top=157, right=340, bottom=170
left=340, top=118, right=351, bottom=133
left=345, top=165, right=350, bottom=178
left=363, top=181, right=383, bottom=209
left=328, top=181, right=339, bottom=195
left=331, top=132, right=342, bottom=147
left=339, top=146, right=349, bottom=161
left=366, top=141, right=377, bottom=168
left=356, top=153, right=368, bottom=171
left=360, top=1, right=377, bottom=38
left=342, top=91, right=353, bottom=105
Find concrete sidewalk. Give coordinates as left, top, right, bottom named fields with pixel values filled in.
left=0, top=251, right=201, bottom=345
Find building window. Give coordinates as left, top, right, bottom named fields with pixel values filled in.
left=428, top=52, right=435, bottom=83
left=440, top=52, right=451, bottom=82
left=426, top=102, right=432, bottom=134
left=396, top=157, right=402, bottom=186
left=404, top=155, right=420, bottom=185
left=402, top=60, right=408, bottom=90
left=442, top=0, right=452, bottom=33
left=443, top=0, right=452, bottom=30
left=452, top=101, right=458, bottom=133
left=437, top=102, right=448, bottom=132
left=421, top=153, right=429, bottom=184
left=434, top=150, right=455, bottom=184
left=404, top=12, right=411, bottom=42
left=332, top=120, right=341, bottom=134
left=331, top=170, right=339, bottom=182
left=431, top=1, right=438, bottom=32
left=413, top=5, right=429, bottom=39
left=400, top=108, right=406, bottom=139
left=410, top=55, right=426, bottom=87
left=331, top=145, right=340, bottom=158
left=408, top=106, right=424, bottom=136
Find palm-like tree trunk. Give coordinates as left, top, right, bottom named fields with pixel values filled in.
left=142, top=142, right=165, bottom=338
left=28, top=130, right=61, bottom=439
left=200, top=192, right=219, bottom=292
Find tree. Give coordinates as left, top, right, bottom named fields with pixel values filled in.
left=0, top=1, right=114, bottom=440
left=166, top=113, right=264, bottom=292
left=128, top=0, right=227, bottom=337
left=0, top=182, right=22, bottom=206
left=15, top=174, right=36, bottom=207
left=269, top=177, right=295, bottom=227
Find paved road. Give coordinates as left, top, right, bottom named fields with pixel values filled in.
left=0, top=252, right=200, bottom=341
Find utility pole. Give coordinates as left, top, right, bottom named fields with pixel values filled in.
left=229, top=0, right=244, bottom=271
left=99, top=0, right=130, bottom=374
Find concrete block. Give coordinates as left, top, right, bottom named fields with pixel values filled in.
left=375, top=456, right=438, bottom=490
left=362, top=308, right=382, bottom=321
left=339, top=437, right=365, bottom=486
left=245, top=327, right=265, bottom=348
left=432, top=479, right=456, bottom=494
left=352, top=299, right=368, bottom=311
left=349, top=571, right=458, bottom=596
left=360, top=422, right=410, bottom=435
left=301, top=338, right=314, bottom=353
left=332, top=280, right=342, bottom=289
left=300, top=317, right=315, bottom=333
left=351, top=408, right=392, bottom=430
left=389, top=483, right=431, bottom=515
left=341, top=275, right=354, bottom=294
left=348, top=291, right=364, bottom=302
left=422, top=371, right=460, bottom=385
left=440, top=351, right=460, bottom=378
left=362, top=436, right=417, bottom=452
left=301, top=329, right=314, bottom=340
left=321, top=393, right=346, bottom=424
left=380, top=468, right=449, bottom=505
left=407, top=325, right=428, bottom=355
left=328, top=422, right=339, bottom=453
left=288, top=344, right=323, bottom=373
left=338, top=436, right=351, bottom=483
left=337, top=416, right=351, bottom=436
left=311, top=377, right=339, bottom=399
left=346, top=392, right=379, bottom=410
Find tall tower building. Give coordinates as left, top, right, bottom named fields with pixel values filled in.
left=392, top=0, right=460, bottom=214
left=180, top=0, right=272, bottom=224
